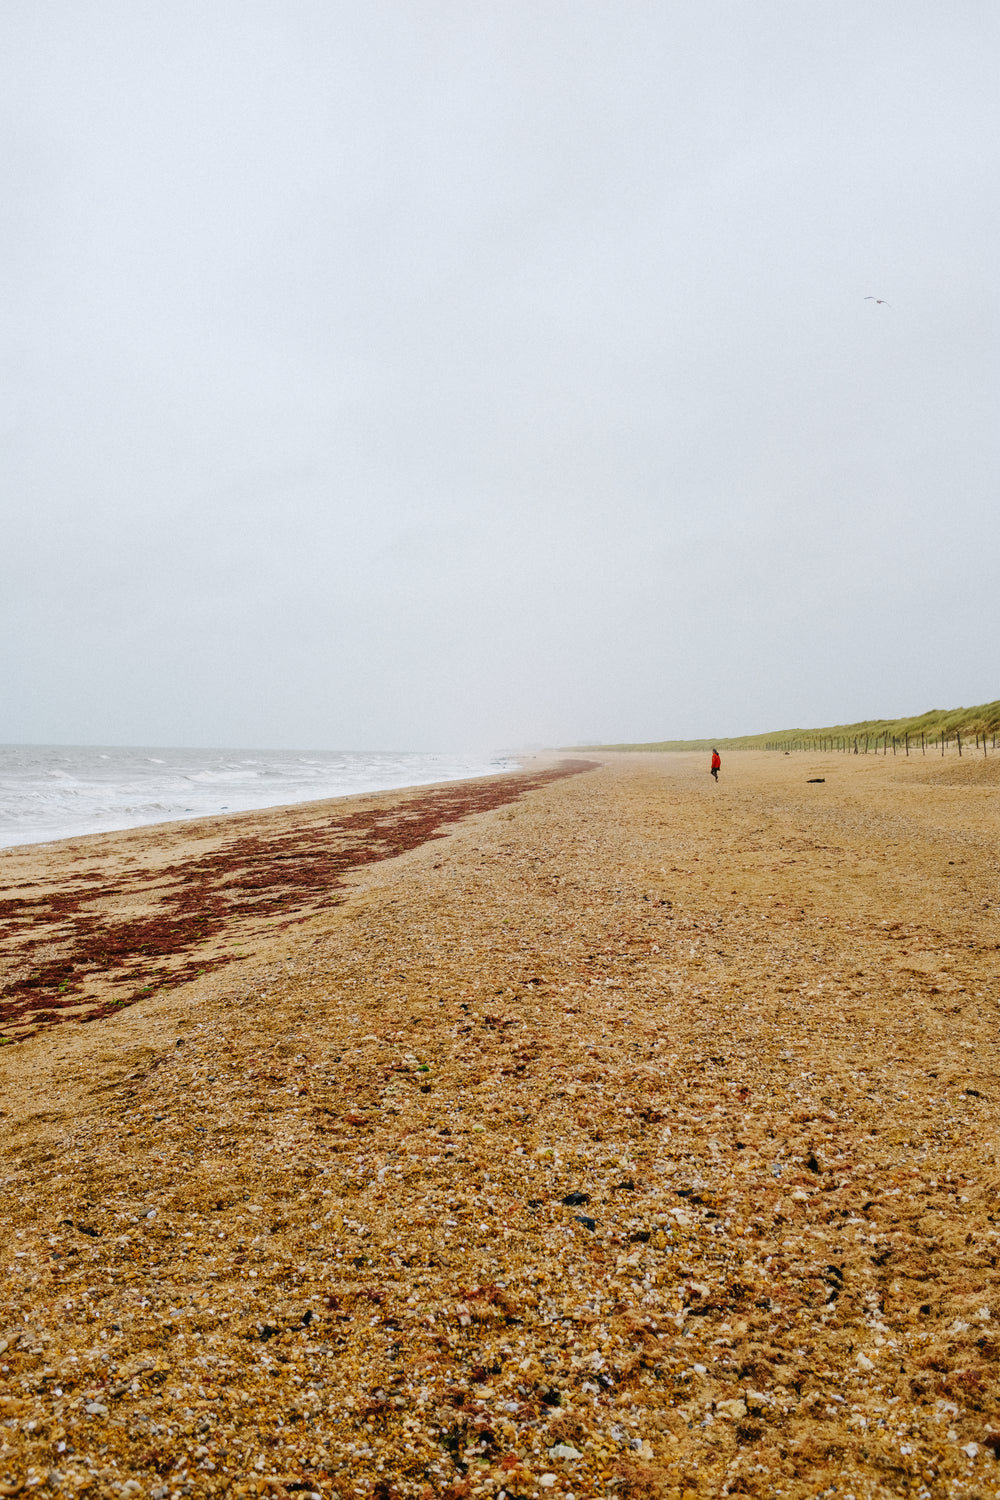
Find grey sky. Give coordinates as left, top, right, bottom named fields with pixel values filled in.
left=3, top=2, right=998, bottom=750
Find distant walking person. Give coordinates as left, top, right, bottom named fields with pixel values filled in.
left=710, top=748, right=721, bottom=782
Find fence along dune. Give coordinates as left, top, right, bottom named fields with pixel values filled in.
left=596, top=696, right=1000, bottom=755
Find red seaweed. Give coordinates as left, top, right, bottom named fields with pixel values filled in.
left=0, top=760, right=596, bottom=1041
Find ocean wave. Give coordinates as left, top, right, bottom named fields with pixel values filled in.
left=0, top=745, right=518, bottom=850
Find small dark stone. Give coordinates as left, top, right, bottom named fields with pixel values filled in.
left=527, top=1199, right=544, bottom=1209
left=561, top=1192, right=590, bottom=1206
left=574, top=1215, right=596, bottom=1231
left=737, top=1418, right=765, bottom=1445
left=628, top=1230, right=650, bottom=1243
left=611, top=1178, right=635, bottom=1192
left=806, top=778, right=825, bottom=783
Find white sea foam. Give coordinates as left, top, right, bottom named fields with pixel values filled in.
left=0, top=745, right=518, bottom=850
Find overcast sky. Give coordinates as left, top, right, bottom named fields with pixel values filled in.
left=3, top=2, right=998, bottom=750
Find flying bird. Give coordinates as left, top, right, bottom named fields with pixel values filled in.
left=864, top=296, right=892, bottom=305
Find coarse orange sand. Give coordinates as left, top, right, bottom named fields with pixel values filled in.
left=1, top=749, right=998, bottom=1500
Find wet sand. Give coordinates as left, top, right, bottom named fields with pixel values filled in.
left=1, top=750, right=998, bottom=1500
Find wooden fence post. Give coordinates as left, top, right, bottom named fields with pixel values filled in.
left=958, top=731, right=962, bottom=757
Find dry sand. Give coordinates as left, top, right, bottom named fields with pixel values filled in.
left=0, top=749, right=998, bottom=1500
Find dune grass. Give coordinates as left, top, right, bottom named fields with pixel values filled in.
left=596, top=697, right=1000, bottom=752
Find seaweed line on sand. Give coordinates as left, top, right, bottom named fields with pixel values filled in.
left=0, top=760, right=597, bottom=1041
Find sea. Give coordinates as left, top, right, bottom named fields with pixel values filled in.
left=0, top=744, right=519, bottom=851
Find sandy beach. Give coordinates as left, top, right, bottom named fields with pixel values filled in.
left=1, top=750, right=998, bottom=1500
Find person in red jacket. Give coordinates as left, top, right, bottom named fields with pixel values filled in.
left=710, top=748, right=721, bottom=781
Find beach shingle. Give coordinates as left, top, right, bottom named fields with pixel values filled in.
left=1, top=751, right=998, bottom=1497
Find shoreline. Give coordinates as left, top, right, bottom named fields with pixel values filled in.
left=0, top=747, right=524, bottom=856
left=0, top=758, right=592, bottom=1044
left=1, top=750, right=998, bottom=1498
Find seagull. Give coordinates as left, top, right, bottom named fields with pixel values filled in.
left=864, top=296, right=892, bottom=306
